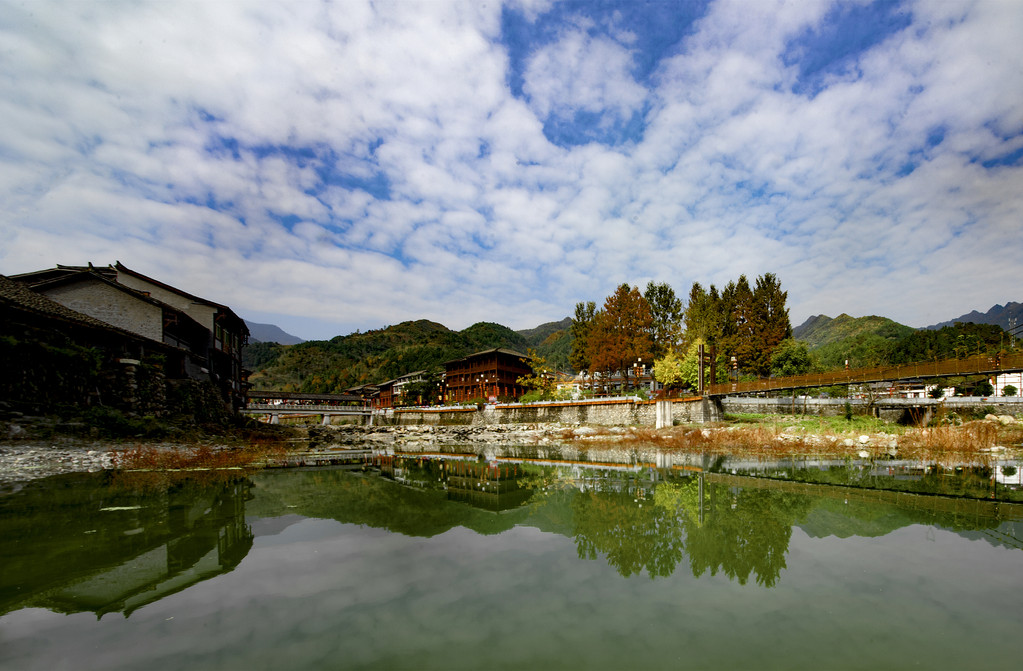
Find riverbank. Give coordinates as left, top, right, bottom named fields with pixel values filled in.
left=3, top=414, right=1021, bottom=492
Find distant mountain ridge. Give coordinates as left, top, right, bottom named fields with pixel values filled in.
left=793, top=314, right=914, bottom=349
left=245, top=321, right=305, bottom=345
left=246, top=319, right=532, bottom=393
left=925, top=302, right=1023, bottom=331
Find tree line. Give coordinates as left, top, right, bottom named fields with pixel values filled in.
left=568, top=274, right=792, bottom=392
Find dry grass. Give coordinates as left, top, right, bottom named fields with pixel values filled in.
left=109, top=441, right=290, bottom=472
left=567, top=418, right=1023, bottom=464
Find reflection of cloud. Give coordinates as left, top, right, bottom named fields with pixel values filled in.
left=0, top=0, right=1021, bottom=339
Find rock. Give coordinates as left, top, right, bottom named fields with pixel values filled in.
left=858, top=450, right=870, bottom=459
left=998, top=415, right=1016, bottom=425
left=858, top=435, right=870, bottom=444
left=986, top=414, right=999, bottom=422
left=843, top=438, right=855, bottom=447
left=573, top=427, right=598, bottom=437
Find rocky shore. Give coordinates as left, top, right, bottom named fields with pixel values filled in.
left=3, top=415, right=1019, bottom=491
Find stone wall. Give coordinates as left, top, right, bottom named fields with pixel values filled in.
left=381, top=398, right=721, bottom=427
left=376, top=395, right=1023, bottom=428
left=44, top=281, right=164, bottom=342
left=722, top=395, right=1023, bottom=423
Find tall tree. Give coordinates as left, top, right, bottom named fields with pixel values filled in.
left=683, top=282, right=725, bottom=349
left=569, top=301, right=596, bottom=373
left=588, top=284, right=654, bottom=391
left=751, top=272, right=791, bottom=375
left=644, top=281, right=684, bottom=358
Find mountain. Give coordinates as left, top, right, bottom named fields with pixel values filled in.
left=245, top=321, right=305, bottom=345
left=925, top=302, right=1023, bottom=331
left=517, top=317, right=573, bottom=372
left=793, top=313, right=1006, bottom=370
left=517, top=317, right=572, bottom=346
left=247, top=319, right=530, bottom=393
left=793, top=314, right=914, bottom=350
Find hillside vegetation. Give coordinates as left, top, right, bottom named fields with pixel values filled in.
left=246, top=320, right=530, bottom=393
left=794, top=314, right=1006, bottom=370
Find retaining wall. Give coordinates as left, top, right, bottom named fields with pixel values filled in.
left=382, top=397, right=721, bottom=427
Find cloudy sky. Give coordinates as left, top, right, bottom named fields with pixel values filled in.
left=1, top=0, right=1021, bottom=340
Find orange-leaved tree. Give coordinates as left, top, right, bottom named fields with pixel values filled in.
left=588, top=284, right=654, bottom=393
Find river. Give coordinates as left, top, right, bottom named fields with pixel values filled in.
left=2, top=450, right=1022, bottom=670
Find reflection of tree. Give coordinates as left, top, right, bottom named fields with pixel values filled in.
left=569, top=476, right=812, bottom=586
left=571, top=484, right=685, bottom=578
left=683, top=485, right=812, bottom=587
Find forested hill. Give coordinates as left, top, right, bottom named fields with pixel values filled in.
left=245, top=319, right=531, bottom=393
left=793, top=313, right=1007, bottom=370
left=793, top=314, right=914, bottom=349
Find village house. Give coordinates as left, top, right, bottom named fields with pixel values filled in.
left=9, top=263, right=250, bottom=411
left=443, top=348, right=532, bottom=403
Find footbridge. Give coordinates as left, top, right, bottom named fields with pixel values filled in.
left=243, top=391, right=372, bottom=425
left=704, top=351, right=1023, bottom=397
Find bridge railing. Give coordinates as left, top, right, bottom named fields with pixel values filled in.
left=244, top=403, right=371, bottom=413
left=705, top=351, right=1023, bottom=397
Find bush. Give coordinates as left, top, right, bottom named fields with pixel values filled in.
left=81, top=406, right=170, bottom=439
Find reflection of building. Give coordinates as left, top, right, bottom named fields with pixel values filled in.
left=443, top=348, right=531, bottom=403
left=380, top=455, right=536, bottom=511
left=0, top=477, right=254, bottom=618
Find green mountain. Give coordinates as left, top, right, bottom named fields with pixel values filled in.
left=246, top=319, right=529, bottom=393
left=794, top=313, right=1006, bottom=371
left=793, top=314, right=914, bottom=349
left=517, top=317, right=573, bottom=372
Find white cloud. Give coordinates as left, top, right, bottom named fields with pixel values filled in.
left=1, top=0, right=1022, bottom=340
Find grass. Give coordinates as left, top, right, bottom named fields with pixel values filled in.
left=565, top=414, right=1023, bottom=465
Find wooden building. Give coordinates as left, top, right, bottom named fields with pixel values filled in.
left=443, top=348, right=531, bottom=403
left=10, top=263, right=250, bottom=411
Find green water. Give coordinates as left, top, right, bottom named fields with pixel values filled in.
left=2, top=457, right=1023, bottom=670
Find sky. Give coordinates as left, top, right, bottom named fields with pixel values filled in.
left=1, top=0, right=1021, bottom=341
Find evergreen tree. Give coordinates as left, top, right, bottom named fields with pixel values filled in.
left=683, top=282, right=725, bottom=348
left=569, top=301, right=596, bottom=373
left=644, top=281, right=683, bottom=358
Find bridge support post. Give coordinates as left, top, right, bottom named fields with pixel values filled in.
left=655, top=400, right=673, bottom=429
left=321, top=414, right=331, bottom=426
left=270, top=413, right=279, bottom=425
left=697, top=397, right=723, bottom=423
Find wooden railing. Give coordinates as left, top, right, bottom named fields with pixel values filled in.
left=705, top=352, right=1023, bottom=396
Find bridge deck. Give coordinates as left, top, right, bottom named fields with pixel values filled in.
left=706, top=352, right=1023, bottom=397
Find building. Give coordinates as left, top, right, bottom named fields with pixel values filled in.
left=991, top=372, right=1022, bottom=396
left=9, top=263, right=250, bottom=411
left=1, top=274, right=184, bottom=414
left=443, top=348, right=531, bottom=403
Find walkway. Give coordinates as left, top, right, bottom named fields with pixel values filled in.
left=705, top=351, right=1023, bottom=397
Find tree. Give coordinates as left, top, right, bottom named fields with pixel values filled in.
left=1003, top=385, right=1018, bottom=397
left=751, top=273, right=791, bottom=371
left=569, top=301, right=596, bottom=373
left=683, top=282, right=725, bottom=348
left=644, top=281, right=683, bottom=358
left=770, top=339, right=813, bottom=377
left=400, top=369, right=443, bottom=406
left=588, top=285, right=654, bottom=391
left=720, top=275, right=756, bottom=370
left=517, top=349, right=557, bottom=399
left=653, top=348, right=685, bottom=395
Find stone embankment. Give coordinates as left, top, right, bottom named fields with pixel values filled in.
left=3, top=414, right=1019, bottom=490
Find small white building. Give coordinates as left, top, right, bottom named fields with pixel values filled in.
left=991, top=372, right=1022, bottom=396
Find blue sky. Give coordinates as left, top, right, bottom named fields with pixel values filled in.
left=1, top=0, right=1021, bottom=341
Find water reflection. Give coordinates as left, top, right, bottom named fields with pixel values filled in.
left=3, top=452, right=1023, bottom=624
left=0, top=473, right=252, bottom=617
